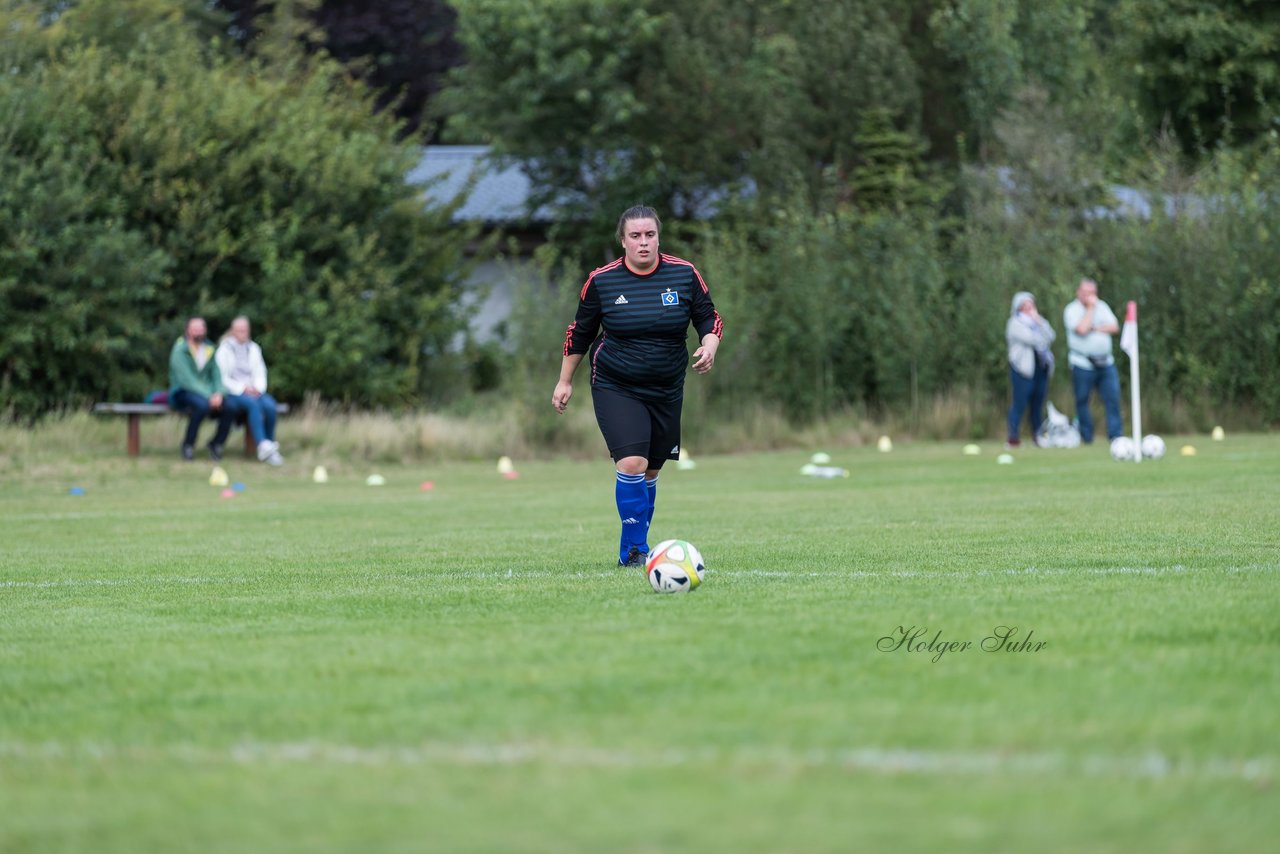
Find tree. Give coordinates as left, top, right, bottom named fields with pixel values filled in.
left=845, top=108, right=937, bottom=212
left=928, top=0, right=1023, bottom=158
left=0, top=0, right=471, bottom=419
left=1116, top=0, right=1280, bottom=154
left=438, top=0, right=671, bottom=261
left=212, top=0, right=463, bottom=140
left=440, top=0, right=923, bottom=260
left=927, top=0, right=1117, bottom=162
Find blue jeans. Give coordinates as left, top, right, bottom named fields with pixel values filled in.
left=222, top=393, right=278, bottom=444
left=1071, top=363, right=1123, bottom=443
left=169, top=389, right=235, bottom=448
left=1008, top=365, right=1049, bottom=442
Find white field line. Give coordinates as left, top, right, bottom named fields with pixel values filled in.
left=1, top=503, right=291, bottom=523
left=2, top=564, right=1276, bottom=590
left=0, top=740, right=1271, bottom=782
left=0, top=576, right=228, bottom=589
left=717, top=564, right=1278, bottom=579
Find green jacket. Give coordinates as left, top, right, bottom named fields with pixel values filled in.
left=168, top=337, right=222, bottom=398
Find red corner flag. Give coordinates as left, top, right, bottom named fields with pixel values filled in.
left=1120, top=300, right=1138, bottom=357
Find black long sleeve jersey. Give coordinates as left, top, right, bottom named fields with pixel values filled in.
left=563, top=253, right=724, bottom=403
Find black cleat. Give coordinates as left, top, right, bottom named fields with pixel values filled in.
left=208, top=442, right=224, bottom=462
left=619, top=547, right=648, bottom=569
left=181, top=444, right=195, bottom=461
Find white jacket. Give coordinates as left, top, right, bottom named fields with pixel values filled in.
left=215, top=338, right=269, bottom=395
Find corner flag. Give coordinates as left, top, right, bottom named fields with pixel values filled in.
left=1120, top=301, right=1140, bottom=462
left=1120, top=301, right=1138, bottom=357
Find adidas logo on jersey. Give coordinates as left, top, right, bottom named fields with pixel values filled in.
left=614, top=295, right=629, bottom=304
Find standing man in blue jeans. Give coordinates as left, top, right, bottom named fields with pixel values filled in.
left=1063, top=278, right=1123, bottom=444
left=169, top=316, right=235, bottom=461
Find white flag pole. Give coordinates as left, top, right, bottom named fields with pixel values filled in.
left=1122, top=301, right=1141, bottom=463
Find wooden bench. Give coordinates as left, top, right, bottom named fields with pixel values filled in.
left=93, top=402, right=290, bottom=457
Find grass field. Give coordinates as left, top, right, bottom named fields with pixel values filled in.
left=2, top=434, right=1278, bottom=852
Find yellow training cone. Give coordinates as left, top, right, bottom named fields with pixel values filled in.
left=877, top=435, right=893, bottom=453
left=677, top=447, right=696, bottom=470
left=1211, top=426, right=1225, bottom=441
left=209, top=466, right=229, bottom=487
left=497, top=456, right=515, bottom=475
left=1180, top=445, right=1197, bottom=457
left=312, top=465, right=329, bottom=484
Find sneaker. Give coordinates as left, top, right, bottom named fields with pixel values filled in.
left=181, top=444, right=195, bottom=461
left=256, top=440, right=278, bottom=462
left=618, top=547, right=648, bottom=569
left=265, top=450, right=284, bottom=467
left=207, top=442, right=223, bottom=462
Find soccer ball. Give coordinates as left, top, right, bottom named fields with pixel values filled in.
left=1141, top=434, right=1166, bottom=459
left=645, top=539, right=705, bottom=593
left=1109, top=436, right=1137, bottom=461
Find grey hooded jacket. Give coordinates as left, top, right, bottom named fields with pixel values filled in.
left=1006, top=291, right=1056, bottom=379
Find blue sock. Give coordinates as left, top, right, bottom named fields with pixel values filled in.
left=615, top=471, right=649, bottom=562
left=645, top=475, right=658, bottom=538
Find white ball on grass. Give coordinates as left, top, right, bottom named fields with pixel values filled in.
left=1109, top=436, right=1137, bottom=461
left=645, top=539, right=705, bottom=593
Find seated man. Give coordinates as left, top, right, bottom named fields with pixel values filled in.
left=215, top=315, right=284, bottom=466
left=169, top=316, right=235, bottom=461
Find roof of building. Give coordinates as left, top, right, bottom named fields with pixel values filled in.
left=412, top=148, right=1204, bottom=227
left=407, top=145, right=547, bottom=224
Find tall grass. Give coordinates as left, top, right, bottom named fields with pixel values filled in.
left=6, top=386, right=1237, bottom=479
left=0, top=403, right=591, bottom=474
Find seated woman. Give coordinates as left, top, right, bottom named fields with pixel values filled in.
left=215, top=315, right=284, bottom=465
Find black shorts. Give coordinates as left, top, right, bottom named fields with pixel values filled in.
left=591, top=385, right=682, bottom=469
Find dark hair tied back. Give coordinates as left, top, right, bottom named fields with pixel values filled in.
left=616, top=205, right=661, bottom=243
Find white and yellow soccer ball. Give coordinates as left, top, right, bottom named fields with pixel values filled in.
left=1141, top=434, right=1166, bottom=459
left=645, top=539, right=705, bottom=593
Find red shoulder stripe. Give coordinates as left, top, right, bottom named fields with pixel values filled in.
left=660, top=253, right=709, bottom=293
left=580, top=257, right=624, bottom=301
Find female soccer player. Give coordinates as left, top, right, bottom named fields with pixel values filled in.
left=552, top=205, right=723, bottom=567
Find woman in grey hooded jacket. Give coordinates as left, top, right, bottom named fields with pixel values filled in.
left=1006, top=291, right=1056, bottom=447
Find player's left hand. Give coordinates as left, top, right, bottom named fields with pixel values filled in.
left=552, top=380, right=573, bottom=413
left=692, top=336, right=719, bottom=374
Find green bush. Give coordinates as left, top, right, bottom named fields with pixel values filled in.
left=697, top=201, right=952, bottom=424
left=1086, top=148, right=1280, bottom=427
left=687, top=140, right=1280, bottom=433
